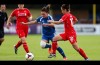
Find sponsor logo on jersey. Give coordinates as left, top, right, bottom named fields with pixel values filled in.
left=18, top=13, right=26, bottom=16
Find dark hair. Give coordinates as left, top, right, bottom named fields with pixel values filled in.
left=18, top=3, right=24, bottom=5
left=41, top=4, right=51, bottom=13
left=0, top=4, right=5, bottom=6
left=61, top=4, right=70, bottom=11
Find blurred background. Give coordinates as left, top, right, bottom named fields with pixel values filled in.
left=4, top=4, right=100, bottom=35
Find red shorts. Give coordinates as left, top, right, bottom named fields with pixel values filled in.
left=59, top=32, right=77, bottom=44
left=16, top=29, right=28, bottom=38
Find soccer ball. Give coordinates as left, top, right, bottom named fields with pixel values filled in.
left=25, top=53, right=34, bottom=61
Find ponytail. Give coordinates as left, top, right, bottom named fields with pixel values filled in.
left=41, top=4, right=51, bottom=13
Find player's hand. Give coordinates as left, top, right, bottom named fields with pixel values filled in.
left=6, top=22, right=12, bottom=29
left=48, top=20, right=53, bottom=23
left=42, top=24, right=48, bottom=27
left=6, top=25, right=10, bottom=29
left=21, top=22, right=26, bottom=25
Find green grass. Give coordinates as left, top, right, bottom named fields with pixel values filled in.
left=0, top=34, right=100, bottom=61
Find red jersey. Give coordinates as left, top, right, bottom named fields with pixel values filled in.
left=59, top=13, right=77, bottom=35
left=11, top=8, right=31, bottom=29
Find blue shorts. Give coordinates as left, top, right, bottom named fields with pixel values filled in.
left=42, top=34, right=54, bottom=43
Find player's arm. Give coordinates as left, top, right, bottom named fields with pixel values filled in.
left=42, top=22, right=55, bottom=27
left=6, top=9, right=16, bottom=29
left=28, top=15, right=33, bottom=21
left=27, top=8, right=33, bottom=21
left=48, top=20, right=63, bottom=25
left=73, top=18, right=78, bottom=25
left=6, top=14, right=13, bottom=29
left=21, top=20, right=37, bottom=25
left=43, top=15, right=55, bottom=27
left=7, top=14, right=13, bottom=25
left=72, top=15, right=78, bottom=24
left=46, top=15, right=63, bottom=26
left=48, top=15, right=64, bottom=24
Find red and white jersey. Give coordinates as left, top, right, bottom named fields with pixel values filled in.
left=59, top=13, right=77, bottom=35
left=11, top=8, right=32, bottom=29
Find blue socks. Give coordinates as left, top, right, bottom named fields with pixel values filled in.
left=45, top=44, right=51, bottom=48
left=57, top=47, right=66, bottom=58
left=44, top=44, right=66, bottom=58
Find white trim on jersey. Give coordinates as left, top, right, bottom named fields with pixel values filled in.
left=40, top=17, right=43, bottom=22
left=48, top=14, right=54, bottom=20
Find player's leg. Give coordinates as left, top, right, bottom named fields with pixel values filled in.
left=40, top=40, right=51, bottom=49
left=49, top=41, right=67, bottom=60
left=14, top=40, right=22, bottom=54
left=40, top=35, right=51, bottom=49
left=47, top=36, right=53, bottom=55
left=40, top=35, right=53, bottom=57
left=21, top=29, right=30, bottom=53
left=48, top=45, right=52, bottom=54
left=48, top=35, right=67, bottom=60
left=51, top=34, right=65, bottom=57
left=72, top=43, right=89, bottom=60
left=14, top=30, right=23, bottom=54
left=14, top=40, right=22, bottom=49
left=56, top=46, right=67, bottom=60
left=21, top=36, right=30, bottom=53
left=14, top=29, right=30, bottom=54
left=0, top=30, right=4, bottom=46
left=46, top=40, right=53, bottom=55
left=51, top=33, right=67, bottom=55
left=68, top=34, right=89, bottom=60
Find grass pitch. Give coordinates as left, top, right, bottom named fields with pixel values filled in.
left=0, top=34, right=100, bottom=61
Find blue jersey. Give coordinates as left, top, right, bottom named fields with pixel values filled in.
left=36, top=14, right=55, bottom=36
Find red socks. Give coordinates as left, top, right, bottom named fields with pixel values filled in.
left=22, top=42, right=29, bottom=53
left=78, top=48, right=88, bottom=59
left=52, top=41, right=58, bottom=54
left=15, top=41, right=22, bottom=49
left=15, top=41, right=29, bottom=53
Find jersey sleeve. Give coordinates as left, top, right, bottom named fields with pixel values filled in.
left=59, top=15, right=66, bottom=22
left=36, top=17, right=41, bottom=23
left=26, top=8, right=32, bottom=17
left=49, top=15, right=54, bottom=20
left=72, top=15, right=77, bottom=24
left=72, top=15, right=77, bottom=21
left=10, top=9, right=16, bottom=17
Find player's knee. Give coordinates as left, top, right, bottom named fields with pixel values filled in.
left=40, top=41, right=46, bottom=49
left=72, top=43, right=79, bottom=51
left=20, top=37, right=26, bottom=43
left=52, top=37, right=57, bottom=41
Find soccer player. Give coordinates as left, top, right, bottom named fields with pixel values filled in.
left=6, top=4, right=32, bottom=54
left=21, top=5, right=67, bottom=60
left=0, top=4, right=8, bottom=46
left=48, top=4, right=89, bottom=60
